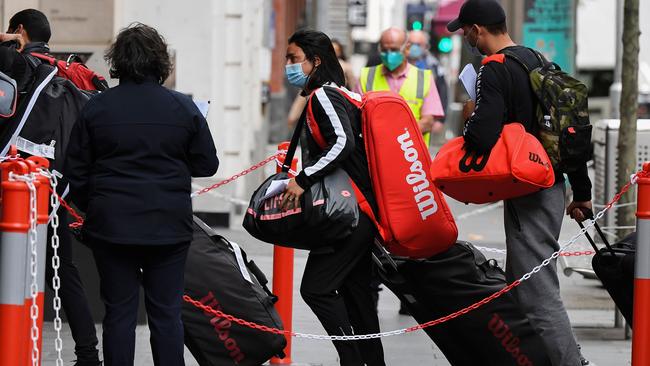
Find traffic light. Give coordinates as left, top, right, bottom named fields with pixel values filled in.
left=437, top=37, right=453, bottom=53
left=406, top=3, right=428, bottom=31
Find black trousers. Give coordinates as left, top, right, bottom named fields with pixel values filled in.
left=300, top=215, right=386, bottom=366
left=46, top=210, right=100, bottom=363
left=91, top=240, right=190, bottom=366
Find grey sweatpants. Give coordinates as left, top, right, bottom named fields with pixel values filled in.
left=504, top=183, right=582, bottom=366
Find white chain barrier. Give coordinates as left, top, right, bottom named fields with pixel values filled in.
left=43, top=150, right=639, bottom=343
left=186, top=174, right=637, bottom=342
left=43, top=170, right=64, bottom=366
left=293, top=197, right=619, bottom=341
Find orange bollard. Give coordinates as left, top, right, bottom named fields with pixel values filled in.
left=0, top=160, right=32, bottom=365
left=271, top=142, right=298, bottom=365
left=633, top=162, right=650, bottom=365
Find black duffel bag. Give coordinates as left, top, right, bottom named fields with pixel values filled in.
left=184, top=216, right=287, bottom=366
left=374, top=241, right=551, bottom=366
left=243, top=117, right=359, bottom=249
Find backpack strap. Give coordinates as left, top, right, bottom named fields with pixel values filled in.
left=305, top=89, right=328, bottom=149
left=281, top=105, right=305, bottom=173
left=304, top=86, right=384, bottom=239
left=23, top=53, right=43, bottom=70
left=499, top=48, right=552, bottom=122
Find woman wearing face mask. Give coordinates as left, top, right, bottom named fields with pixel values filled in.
left=282, top=29, right=386, bottom=366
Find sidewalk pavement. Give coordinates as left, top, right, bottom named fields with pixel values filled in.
left=42, top=196, right=632, bottom=365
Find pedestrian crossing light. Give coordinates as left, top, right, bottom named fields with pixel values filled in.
left=412, top=20, right=423, bottom=31
left=438, top=37, right=453, bottom=53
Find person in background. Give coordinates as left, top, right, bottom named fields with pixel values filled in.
left=282, top=29, right=386, bottom=366
left=3, top=9, right=102, bottom=366
left=331, top=38, right=357, bottom=91
left=355, top=27, right=444, bottom=147
left=407, top=30, right=449, bottom=122
left=448, top=1, right=594, bottom=365
left=65, top=23, right=218, bottom=366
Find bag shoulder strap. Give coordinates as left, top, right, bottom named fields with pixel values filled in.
left=282, top=98, right=307, bottom=173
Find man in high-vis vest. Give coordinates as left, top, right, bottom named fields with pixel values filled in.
left=355, top=27, right=444, bottom=146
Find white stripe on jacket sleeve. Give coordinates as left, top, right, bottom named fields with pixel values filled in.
left=304, top=88, right=348, bottom=177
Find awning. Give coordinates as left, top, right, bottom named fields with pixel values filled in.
left=432, top=0, right=465, bottom=36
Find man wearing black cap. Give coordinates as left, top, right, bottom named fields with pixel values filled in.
left=447, top=1, right=594, bottom=366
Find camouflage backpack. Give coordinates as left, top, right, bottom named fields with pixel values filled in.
left=502, top=48, right=592, bottom=173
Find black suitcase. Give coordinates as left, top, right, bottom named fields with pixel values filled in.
left=183, top=216, right=287, bottom=366
left=374, top=241, right=551, bottom=366
left=586, top=222, right=636, bottom=326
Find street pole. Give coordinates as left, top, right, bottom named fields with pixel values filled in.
left=609, top=0, right=625, bottom=119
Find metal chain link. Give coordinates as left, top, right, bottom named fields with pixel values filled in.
left=11, top=172, right=41, bottom=365
left=46, top=171, right=64, bottom=366
left=27, top=176, right=40, bottom=366
left=191, top=151, right=285, bottom=198
left=183, top=169, right=648, bottom=341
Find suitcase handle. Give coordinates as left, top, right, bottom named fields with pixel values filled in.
left=576, top=208, right=617, bottom=256
left=371, top=238, right=399, bottom=273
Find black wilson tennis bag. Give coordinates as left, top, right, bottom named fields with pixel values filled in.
left=243, top=117, right=359, bottom=249
left=183, top=216, right=286, bottom=366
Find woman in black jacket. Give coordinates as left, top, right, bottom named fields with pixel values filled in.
left=65, top=23, right=218, bottom=366
left=282, top=29, right=386, bottom=366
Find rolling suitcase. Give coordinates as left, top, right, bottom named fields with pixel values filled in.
left=585, top=221, right=636, bottom=325
left=183, top=216, right=287, bottom=366
left=373, top=240, right=551, bottom=366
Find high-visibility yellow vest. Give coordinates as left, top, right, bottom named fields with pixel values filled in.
left=360, top=65, right=432, bottom=145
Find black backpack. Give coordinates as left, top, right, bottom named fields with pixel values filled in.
left=0, top=62, right=91, bottom=175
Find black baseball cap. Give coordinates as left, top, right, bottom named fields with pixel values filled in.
left=447, top=0, right=506, bottom=32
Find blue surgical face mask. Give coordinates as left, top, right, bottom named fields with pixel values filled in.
left=380, top=51, right=405, bottom=71
left=285, top=62, right=309, bottom=88
left=408, top=44, right=424, bottom=60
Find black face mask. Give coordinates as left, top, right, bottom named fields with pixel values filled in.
left=464, top=27, right=485, bottom=57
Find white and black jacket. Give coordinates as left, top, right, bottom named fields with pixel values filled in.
left=295, top=85, right=377, bottom=212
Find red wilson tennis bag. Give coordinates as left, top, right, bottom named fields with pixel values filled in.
left=430, top=123, right=555, bottom=204
left=314, top=87, right=458, bottom=259
left=243, top=114, right=360, bottom=250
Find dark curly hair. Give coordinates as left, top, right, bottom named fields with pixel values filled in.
left=104, top=23, right=172, bottom=84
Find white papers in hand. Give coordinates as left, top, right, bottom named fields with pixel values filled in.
left=262, top=179, right=290, bottom=200
left=193, top=100, right=210, bottom=118
left=459, top=64, right=478, bottom=100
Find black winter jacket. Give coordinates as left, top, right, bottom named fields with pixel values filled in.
left=65, top=77, right=219, bottom=245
